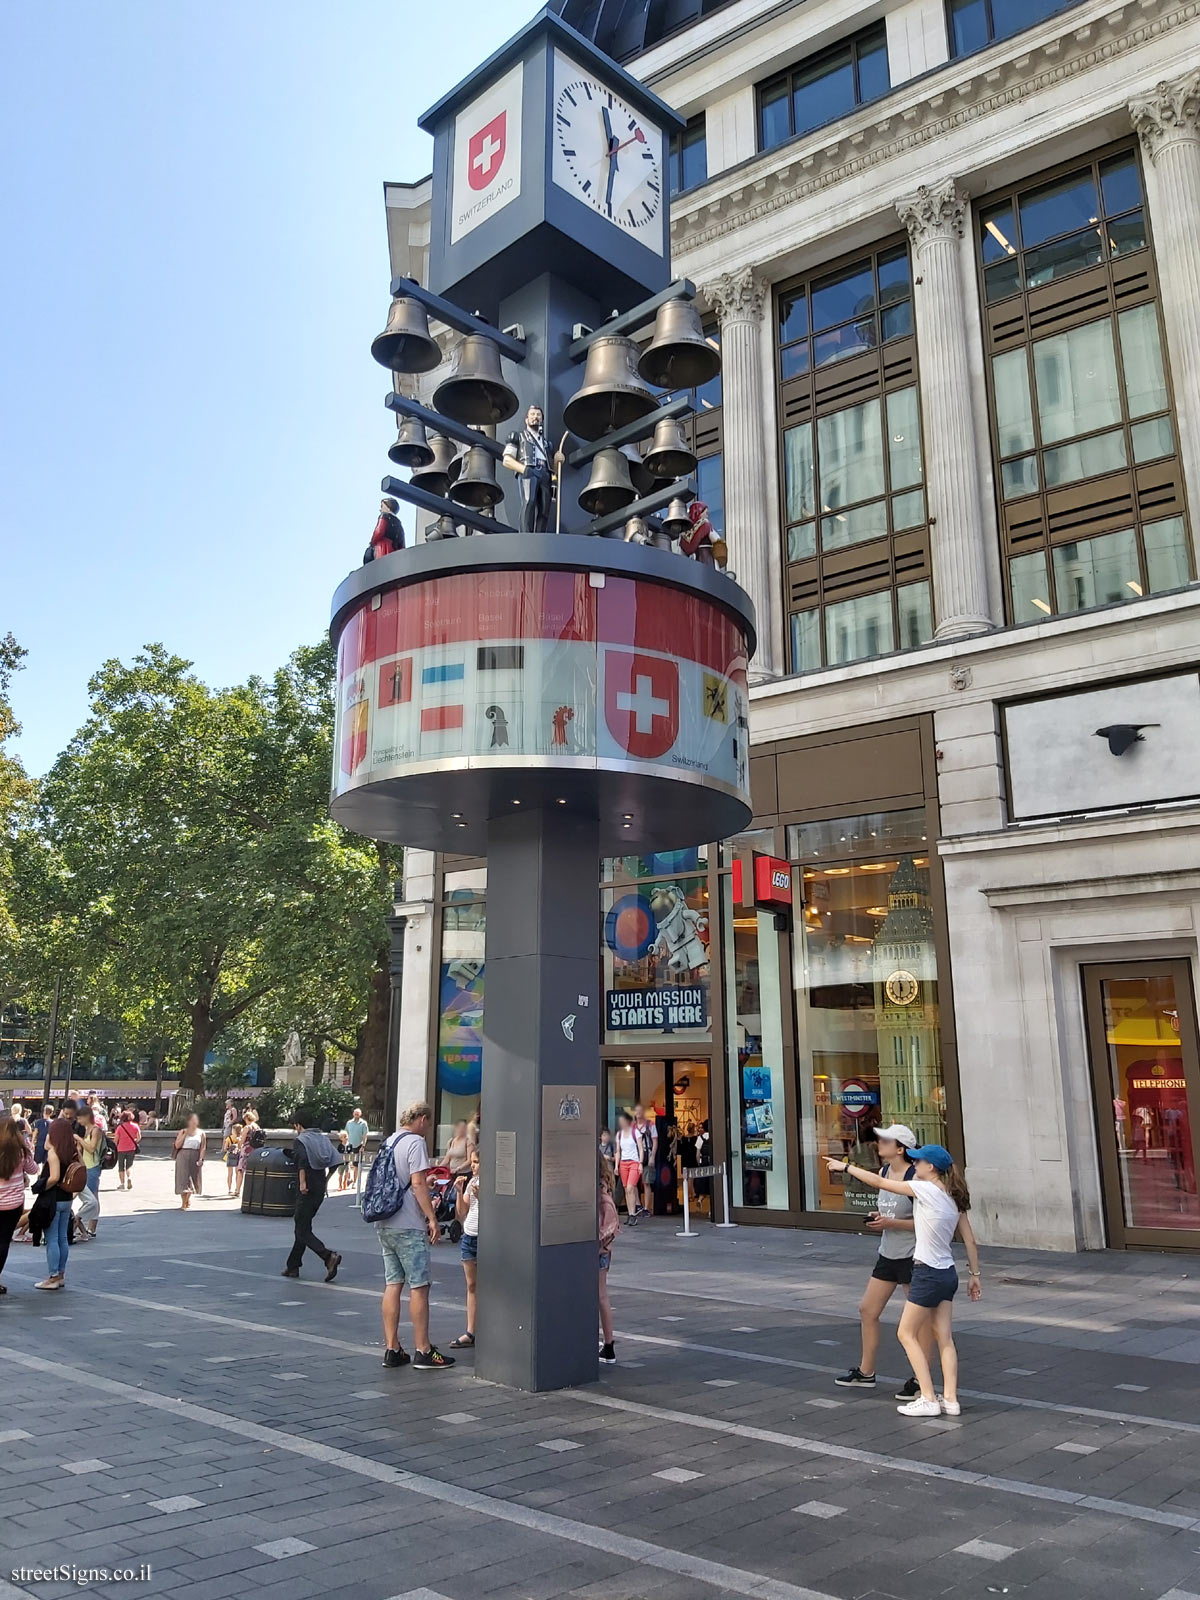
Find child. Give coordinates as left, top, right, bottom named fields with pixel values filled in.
left=224, top=1122, right=243, bottom=1195
left=450, top=1147, right=480, bottom=1350
left=598, top=1155, right=619, bottom=1364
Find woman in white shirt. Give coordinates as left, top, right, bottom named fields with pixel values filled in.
left=614, top=1112, right=642, bottom=1225
left=826, top=1142, right=980, bottom=1420
left=450, top=1148, right=481, bottom=1350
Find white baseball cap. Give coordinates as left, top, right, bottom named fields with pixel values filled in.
left=873, top=1123, right=918, bottom=1148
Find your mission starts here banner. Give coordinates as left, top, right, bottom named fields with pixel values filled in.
left=606, top=985, right=708, bottom=1030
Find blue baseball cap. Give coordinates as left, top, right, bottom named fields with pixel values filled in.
left=906, top=1143, right=954, bottom=1172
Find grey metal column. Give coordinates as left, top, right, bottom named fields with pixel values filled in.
left=475, top=805, right=602, bottom=1392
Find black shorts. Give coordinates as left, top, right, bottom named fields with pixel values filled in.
left=909, top=1262, right=959, bottom=1308
left=116, top=1151, right=136, bottom=1172
left=871, top=1254, right=914, bottom=1285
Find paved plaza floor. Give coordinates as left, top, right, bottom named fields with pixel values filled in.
left=2, top=1157, right=1200, bottom=1600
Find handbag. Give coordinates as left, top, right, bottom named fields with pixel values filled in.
left=61, top=1160, right=88, bottom=1196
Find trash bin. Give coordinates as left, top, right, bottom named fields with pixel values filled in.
left=240, top=1147, right=298, bottom=1217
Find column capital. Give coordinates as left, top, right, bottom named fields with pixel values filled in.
left=1130, top=72, right=1200, bottom=161
left=702, top=266, right=769, bottom=324
left=896, top=179, right=968, bottom=249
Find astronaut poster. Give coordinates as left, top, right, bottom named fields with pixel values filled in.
left=603, top=876, right=711, bottom=1039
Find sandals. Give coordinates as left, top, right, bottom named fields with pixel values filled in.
left=449, top=1332, right=475, bottom=1348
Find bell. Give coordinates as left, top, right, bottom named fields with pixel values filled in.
left=637, top=298, right=720, bottom=390
left=450, top=444, right=503, bottom=509
left=644, top=416, right=698, bottom=480
left=563, top=336, right=659, bottom=440
left=623, top=516, right=651, bottom=545
left=619, top=445, right=653, bottom=497
left=647, top=522, right=674, bottom=551
left=371, top=296, right=441, bottom=374
left=425, top=514, right=460, bottom=541
left=432, top=334, right=519, bottom=426
left=445, top=446, right=466, bottom=488
left=409, top=433, right=457, bottom=498
left=387, top=418, right=435, bottom=470
left=661, top=497, right=692, bottom=539
left=578, top=448, right=637, bottom=517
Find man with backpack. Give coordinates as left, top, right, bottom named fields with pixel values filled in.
left=363, top=1101, right=454, bottom=1371
left=282, top=1104, right=342, bottom=1282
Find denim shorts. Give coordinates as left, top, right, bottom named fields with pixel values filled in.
left=909, top=1262, right=959, bottom=1308
left=377, top=1224, right=431, bottom=1288
left=460, top=1232, right=478, bottom=1263
left=598, top=1249, right=612, bottom=1271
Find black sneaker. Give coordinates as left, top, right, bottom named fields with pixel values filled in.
left=412, top=1345, right=456, bottom=1371
left=599, top=1342, right=616, bottom=1364
left=895, top=1377, right=920, bottom=1399
left=280, top=1268, right=299, bottom=1278
left=835, top=1367, right=876, bottom=1387
left=324, top=1252, right=342, bottom=1282
left=381, top=1348, right=410, bottom=1369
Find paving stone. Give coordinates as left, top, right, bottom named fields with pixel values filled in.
left=956, top=1538, right=1019, bottom=1560
left=254, top=1538, right=317, bottom=1559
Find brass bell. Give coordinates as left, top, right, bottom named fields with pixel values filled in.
left=622, top=445, right=655, bottom=497
left=623, top=516, right=651, bottom=545
left=432, top=334, right=519, bottom=426
left=647, top=522, right=674, bottom=551
left=644, top=417, right=698, bottom=480
left=578, top=448, right=637, bottom=517
left=450, top=444, right=503, bottom=509
left=563, top=336, right=659, bottom=440
left=637, top=298, right=720, bottom=390
left=445, top=446, right=466, bottom=488
left=371, top=296, right=441, bottom=374
left=426, top=513, right=460, bottom=541
left=409, top=433, right=457, bottom=498
left=661, top=497, right=692, bottom=539
left=388, top=418, right=435, bottom=470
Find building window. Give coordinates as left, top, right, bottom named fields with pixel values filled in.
left=603, top=869, right=712, bottom=1046
left=947, top=0, right=1082, bottom=57
left=978, top=146, right=1192, bottom=623
left=669, top=114, right=707, bottom=195
left=787, top=810, right=948, bottom=1217
left=777, top=242, right=934, bottom=672
left=758, top=24, right=889, bottom=152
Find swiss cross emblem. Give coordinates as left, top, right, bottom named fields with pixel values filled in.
left=604, top=651, right=678, bottom=760
left=468, top=111, right=506, bottom=190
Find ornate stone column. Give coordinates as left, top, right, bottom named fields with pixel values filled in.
left=1130, top=73, right=1200, bottom=545
left=896, top=181, right=993, bottom=640
left=702, top=267, right=778, bottom=673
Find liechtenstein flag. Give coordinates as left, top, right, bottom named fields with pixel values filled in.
left=419, top=659, right=466, bottom=753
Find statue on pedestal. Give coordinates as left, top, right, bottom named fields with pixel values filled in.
left=363, top=497, right=405, bottom=564
left=502, top=405, right=556, bottom=532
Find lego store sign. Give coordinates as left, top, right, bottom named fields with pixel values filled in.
left=732, top=854, right=793, bottom=913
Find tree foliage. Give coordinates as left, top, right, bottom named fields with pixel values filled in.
left=32, top=640, right=396, bottom=1102
left=0, top=634, right=35, bottom=998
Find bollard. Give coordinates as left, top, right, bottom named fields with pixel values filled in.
left=677, top=1171, right=699, bottom=1238
left=716, top=1162, right=738, bottom=1228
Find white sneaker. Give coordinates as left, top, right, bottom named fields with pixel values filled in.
left=896, top=1396, right=942, bottom=1418
left=939, top=1397, right=961, bottom=1416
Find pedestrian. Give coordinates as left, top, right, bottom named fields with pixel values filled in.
left=31, top=1104, right=55, bottom=1165
left=0, top=1117, right=38, bottom=1293
left=75, top=1101, right=105, bottom=1240
left=633, top=1102, right=657, bottom=1217
left=223, top=1122, right=243, bottom=1195
left=342, top=1108, right=369, bottom=1190
left=235, top=1110, right=260, bottom=1197
left=448, top=1146, right=481, bottom=1350
left=173, top=1114, right=206, bottom=1210
left=825, top=1143, right=981, bottom=1418
left=114, top=1110, right=141, bottom=1191
left=281, top=1105, right=342, bottom=1281
left=87, top=1094, right=109, bottom=1132
left=222, top=1100, right=237, bottom=1139
left=373, top=1101, right=455, bottom=1371
left=598, top=1126, right=616, bottom=1163
left=34, top=1107, right=84, bottom=1291
left=615, top=1111, right=642, bottom=1223
left=834, top=1123, right=926, bottom=1399
left=599, top=1154, right=619, bottom=1364
left=445, top=1118, right=472, bottom=1176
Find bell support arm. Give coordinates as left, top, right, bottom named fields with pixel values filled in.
left=567, top=395, right=693, bottom=468
left=388, top=277, right=527, bottom=362
left=568, top=279, right=697, bottom=361
left=381, top=475, right=518, bottom=536
left=385, top=392, right=507, bottom=458
left=586, top=478, right=693, bottom=537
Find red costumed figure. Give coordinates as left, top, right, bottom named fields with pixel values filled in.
left=364, top=497, right=405, bottom=564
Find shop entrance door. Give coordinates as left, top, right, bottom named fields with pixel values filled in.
left=602, top=1058, right=710, bottom=1214
left=1083, top=960, right=1200, bottom=1248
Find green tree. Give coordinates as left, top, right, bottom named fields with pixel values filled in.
left=0, top=634, right=34, bottom=1000
left=36, top=642, right=395, bottom=1096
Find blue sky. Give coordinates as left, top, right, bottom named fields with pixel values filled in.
left=1, top=0, right=534, bottom=775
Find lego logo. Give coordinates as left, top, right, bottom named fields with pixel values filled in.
left=771, top=870, right=789, bottom=889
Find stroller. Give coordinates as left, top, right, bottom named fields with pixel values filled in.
left=426, top=1165, right=463, bottom=1242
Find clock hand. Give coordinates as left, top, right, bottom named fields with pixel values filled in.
left=605, top=148, right=617, bottom=211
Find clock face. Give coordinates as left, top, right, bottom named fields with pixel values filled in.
left=884, top=970, right=919, bottom=1007
left=551, top=53, right=664, bottom=253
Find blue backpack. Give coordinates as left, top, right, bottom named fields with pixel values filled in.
left=361, top=1131, right=418, bottom=1223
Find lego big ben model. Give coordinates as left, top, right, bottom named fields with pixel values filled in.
left=872, top=854, right=945, bottom=1148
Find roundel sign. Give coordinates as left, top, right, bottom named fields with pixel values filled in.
left=604, top=893, right=658, bottom=962
left=837, top=1078, right=879, bottom=1119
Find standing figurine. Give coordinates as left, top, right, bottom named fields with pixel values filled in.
left=502, top=405, right=555, bottom=533
left=364, top=497, right=405, bottom=564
